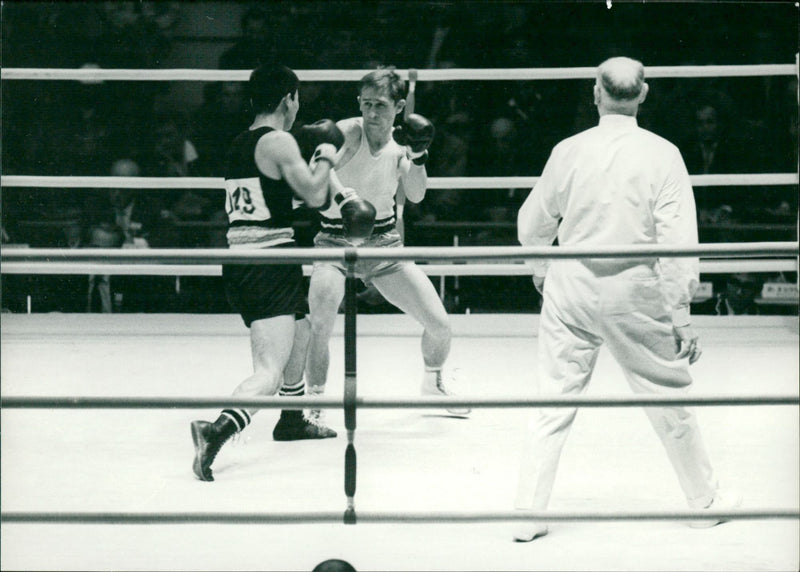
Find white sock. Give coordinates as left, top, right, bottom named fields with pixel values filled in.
left=306, top=386, right=326, bottom=421
left=423, top=367, right=442, bottom=386
left=307, top=385, right=325, bottom=396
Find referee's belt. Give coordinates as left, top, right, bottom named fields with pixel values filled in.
left=319, top=215, right=395, bottom=237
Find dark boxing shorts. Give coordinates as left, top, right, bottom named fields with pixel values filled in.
left=222, top=244, right=308, bottom=328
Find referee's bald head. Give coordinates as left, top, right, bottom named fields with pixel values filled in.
left=594, top=57, right=648, bottom=115
left=597, top=57, right=645, bottom=100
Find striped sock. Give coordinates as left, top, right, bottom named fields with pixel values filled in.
left=219, top=408, right=251, bottom=433
left=279, top=380, right=305, bottom=397
left=278, top=381, right=305, bottom=421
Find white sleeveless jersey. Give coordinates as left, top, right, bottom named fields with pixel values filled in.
left=318, top=118, right=403, bottom=230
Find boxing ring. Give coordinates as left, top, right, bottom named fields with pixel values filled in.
left=2, top=62, right=800, bottom=571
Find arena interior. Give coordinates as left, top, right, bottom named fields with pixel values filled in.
left=1, top=2, right=798, bottom=571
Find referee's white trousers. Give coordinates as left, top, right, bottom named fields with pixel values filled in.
left=515, top=261, right=718, bottom=512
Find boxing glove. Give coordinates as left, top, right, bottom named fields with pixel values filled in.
left=291, top=119, right=345, bottom=164
left=335, top=188, right=376, bottom=242
left=392, top=113, right=435, bottom=165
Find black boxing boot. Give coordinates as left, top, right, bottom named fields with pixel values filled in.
left=272, top=409, right=338, bottom=441
left=190, top=415, right=239, bottom=481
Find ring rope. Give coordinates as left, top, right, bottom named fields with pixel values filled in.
left=2, top=243, right=797, bottom=265
left=1, top=63, right=796, bottom=82
left=2, top=509, right=797, bottom=525
left=4, top=259, right=796, bottom=277
left=2, top=173, right=797, bottom=189
left=2, top=394, right=798, bottom=409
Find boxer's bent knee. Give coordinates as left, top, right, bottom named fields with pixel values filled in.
left=423, top=311, right=451, bottom=342
left=240, top=369, right=283, bottom=397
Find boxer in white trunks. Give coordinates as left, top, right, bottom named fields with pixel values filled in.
left=302, top=67, right=470, bottom=434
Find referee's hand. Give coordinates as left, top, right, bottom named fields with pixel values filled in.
left=673, top=324, right=702, bottom=364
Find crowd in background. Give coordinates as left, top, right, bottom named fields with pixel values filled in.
left=1, top=1, right=797, bottom=315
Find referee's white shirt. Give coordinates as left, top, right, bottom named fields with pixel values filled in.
left=517, top=113, right=699, bottom=317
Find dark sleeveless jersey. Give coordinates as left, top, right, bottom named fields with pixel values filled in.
left=223, top=126, right=295, bottom=248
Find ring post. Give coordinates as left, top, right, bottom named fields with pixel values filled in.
left=343, top=247, right=358, bottom=524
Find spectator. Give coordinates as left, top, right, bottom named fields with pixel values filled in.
left=93, top=2, right=177, bottom=144
left=32, top=94, right=114, bottom=244
left=429, top=112, right=472, bottom=179
left=477, top=4, right=534, bottom=68
left=144, top=111, right=202, bottom=178
left=218, top=7, right=277, bottom=70
left=404, top=55, right=478, bottom=248
left=59, top=207, right=85, bottom=249
left=96, top=2, right=176, bottom=69
left=678, top=91, right=757, bottom=238
left=468, top=117, right=530, bottom=235
left=28, top=215, right=117, bottom=315
left=141, top=112, right=220, bottom=248
left=0, top=227, right=30, bottom=313
left=85, top=222, right=124, bottom=313
left=681, top=92, right=746, bottom=176
left=1, top=83, right=69, bottom=245
left=750, top=76, right=798, bottom=232
left=2, top=196, right=66, bottom=311
left=477, top=6, right=576, bottom=161
left=770, top=76, right=799, bottom=173
left=84, top=158, right=177, bottom=313
left=418, top=3, right=480, bottom=70
left=678, top=90, right=777, bottom=302
left=85, top=158, right=168, bottom=248
left=404, top=110, right=474, bottom=248
left=190, top=83, right=249, bottom=248
left=58, top=96, right=113, bottom=178
left=415, top=4, right=481, bottom=133
left=459, top=117, right=540, bottom=313
left=695, top=273, right=765, bottom=316
left=193, top=82, right=251, bottom=176
left=141, top=113, right=226, bottom=311
left=473, top=116, right=528, bottom=175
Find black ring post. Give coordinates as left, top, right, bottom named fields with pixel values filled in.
left=343, top=247, right=358, bottom=524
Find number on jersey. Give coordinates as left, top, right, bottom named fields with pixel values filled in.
left=225, top=178, right=270, bottom=221
left=227, top=185, right=256, bottom=215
